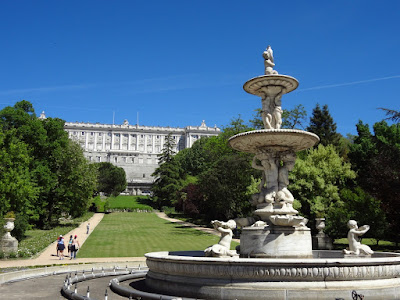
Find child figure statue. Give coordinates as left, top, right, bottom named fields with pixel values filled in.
left=343, top=220, right=374, bottom=256
left=205, top=220, right=238, bottom=258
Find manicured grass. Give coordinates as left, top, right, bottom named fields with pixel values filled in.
left=108, top=195, right=153, bottom=210
left=92, top=195, right=153, bottom=212
left=78, top=212, right=239, bottom=258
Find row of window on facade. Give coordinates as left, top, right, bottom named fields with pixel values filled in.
left=71, top=131, right=184, bottom=140
left=80, top=142, right=183, bottom=152
left=88, top=156, right=157, bottom=164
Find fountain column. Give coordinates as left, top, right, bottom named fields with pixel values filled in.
left=229, top=46, right=319, bottom=258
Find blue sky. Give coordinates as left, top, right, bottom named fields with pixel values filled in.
left=0, top=1, right=399, bottom=135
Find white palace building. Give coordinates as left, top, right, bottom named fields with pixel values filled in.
left=40, top=113, right=220, bottom=195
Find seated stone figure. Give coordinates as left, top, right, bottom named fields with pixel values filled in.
left=204, top=220, right=238, bottom=258
left=343, top=220, right=374, bottom=256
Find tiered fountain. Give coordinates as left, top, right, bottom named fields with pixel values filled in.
left=114, top=46, right=400, bottom=300
left=229, top=45, right=318, bottom=259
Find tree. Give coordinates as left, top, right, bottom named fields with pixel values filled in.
left=0, top=101, right=97, bottom=228
left=198, top=153, right=253, bottom=220
left=96, top=162, right=127, bottom=197
left=250, top=104, right=308, bottom=130
left=349, top=120, right=400, bottom=243
left=158, top=132, right=176, bottom=164
left=281, top=104, right=308, bottom=129
left=0, top=129, right=39, bottom=239
left=152, top=133, right=183, bottom=208
left=307, top=104, right=341, bottom=148
left=378, top=107, right=400, bottom=123
left=327, top=187, right=387, bottom=242
left=289, top=144, right=356, bottom=234
left=174, top=137, right=211, bottom=177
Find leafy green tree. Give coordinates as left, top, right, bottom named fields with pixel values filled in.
left=349, top=120, right=400, bottom=243
left=0, top=129, right=39, bottom=236
left=198, top=153, right=253, bottom=220
left=307, top=104, right=341, bottom=148
left=289, top=144, right=356, bottom=233
left=96, top=162, right=127, bottom=197
left=174, top=137, right=211, bottom=177
left=327, top=187, right=387, bottom=241
left=0, top=101, right=97, bottom=228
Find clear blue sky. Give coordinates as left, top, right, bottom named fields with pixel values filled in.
left=0, top=1, right=399, bottom=135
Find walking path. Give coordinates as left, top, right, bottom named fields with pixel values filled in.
left=0, top=211, right=229, bottom=270
left=0, top=213, right=145, bottom=269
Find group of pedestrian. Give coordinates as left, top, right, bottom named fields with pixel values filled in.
left=56, top=234, right=80, bottom=260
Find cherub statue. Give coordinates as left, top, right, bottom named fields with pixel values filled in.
left=263, top=45, right=278, bottom=75
left=204, top=220, right=238, bottom=257
left=343, top=220, right=374, bottom=256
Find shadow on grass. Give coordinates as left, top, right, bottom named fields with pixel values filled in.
left=136, top=196, right=156, bottom=208
left=162, top=222, right=213, bottom=236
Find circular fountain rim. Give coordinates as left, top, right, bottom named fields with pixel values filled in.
left=228, top=129, right=320, bottom=153
left=243, top=74, right=299, bottom=95
left=146, top=250, right=400, bottom=265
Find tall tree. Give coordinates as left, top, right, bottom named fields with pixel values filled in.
left=152, top=133, right=183, bottom=208
left=0, top=101, right=97, bottom=228
left=0, top=129, right=39, bottom=219
left=307, top=104, right=341, bottom=147
left=349, top=120, right=400, bottom=243
left=158, top=132, right=176, bottom=164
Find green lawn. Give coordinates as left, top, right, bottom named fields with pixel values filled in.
left=92, top=195, right=153, bottom=212
left=78, top=212, right=238, bottom=258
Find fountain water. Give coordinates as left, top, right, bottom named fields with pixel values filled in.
left=139, top=47, right=400, bottom=299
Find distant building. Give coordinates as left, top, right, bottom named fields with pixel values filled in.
left=52, top=113, right=220, bottom=195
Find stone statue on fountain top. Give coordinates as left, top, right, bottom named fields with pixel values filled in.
left=263, top=45, right=278, bottom=75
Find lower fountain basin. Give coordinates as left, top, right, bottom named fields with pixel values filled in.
left=145, top=250, right=400, bottom=300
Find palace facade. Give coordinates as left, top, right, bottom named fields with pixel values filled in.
left=58, top=115, right=220, bottom=195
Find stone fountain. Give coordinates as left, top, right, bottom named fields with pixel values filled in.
left=116, top=46, right=400, bottom=300
left=229, top=45, right=319, bottom=259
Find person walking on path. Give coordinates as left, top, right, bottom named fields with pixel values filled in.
left=56, top=235, right=66, bottom=260
left=86, top=222, right=90, bottom=234
left=70, top=235, right=80, bottom=259
left=67, top=235, right=73, bottom=257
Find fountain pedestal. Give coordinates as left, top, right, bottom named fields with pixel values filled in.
left=240, top=225, right=312, bottom=258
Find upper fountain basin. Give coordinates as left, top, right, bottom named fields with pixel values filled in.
left=244, top=74, right=299, bottom=96
left=228, top=129, right=320, bottom=153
